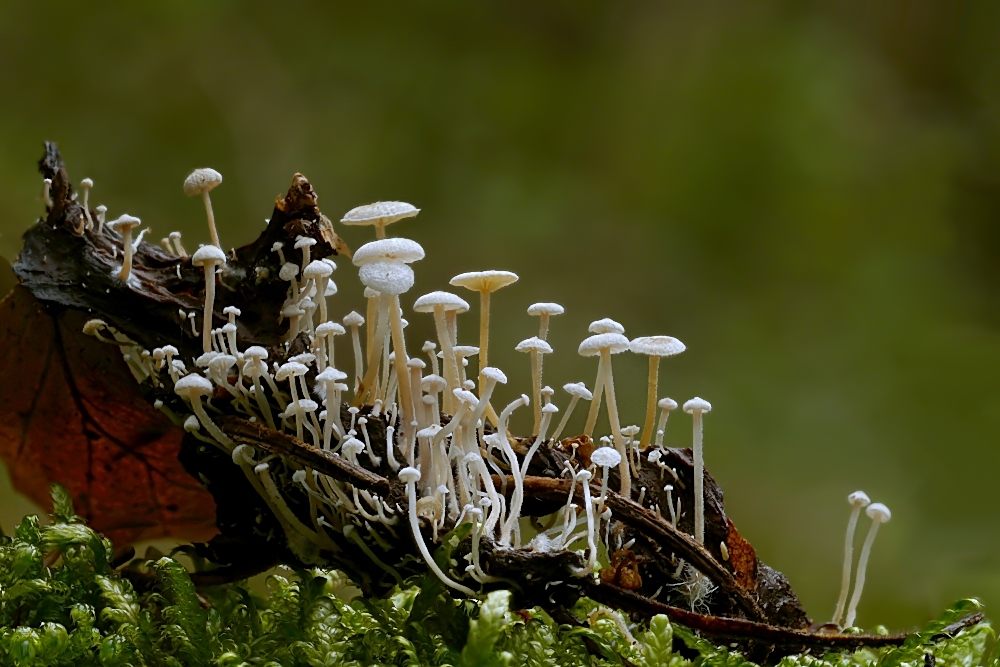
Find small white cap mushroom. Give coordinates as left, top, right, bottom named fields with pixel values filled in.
left=343, top=311, right=365, bottom=327
left=449, top=270, right=519, bottom=292
left=192, top=244, right=227, bottom=266
left=352, top=238, right=425, bottom=266
left=413, top=291, right=471, bottom=313
left=358, top=261, right=415, bottom=295
left=183, top=168, right=222, bottom=196
left=527, top=302, right=565, bottom=317
left=515, top=336, right=553, bottom=354
left=683, top=397, right=712, bottom=413
left=564, top=382, right=593, bottom=401
left=303, top=259, right=334, bottom=280
left=481, top=367, right=508, bottom=384
left=866, top=503, right=891, bottom=523
left=630, top=336, right=686, bottom=357
left=398, top=466, right=421, bottom=483
left=591, top=446, right=622, bottom=469
left=589, top=318, right=625, bottom=334
left=578, top=333, right=630, bottom=356
left=293, top=236, right=317, bottom=251
left=658, top=397, right=678, bottom=411
left=849, top=491, right=871, bottom=508
left=341, top=201, right=420, bottom=238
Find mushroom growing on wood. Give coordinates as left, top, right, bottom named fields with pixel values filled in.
left=653, top=397, right=678, bottom=448
left=578, top=332, right=631, bottom=497
left=527, top=302, right=565, bottom=341
left=109, top=214, right=142, bottom=281
left=80, top=178, right=94, bottom=230
left=515, top=335, right=554, bottom=435
left=832, top=490, right=871, bottom=626
left=582, top=318, right=626, bottom=437
left=341, top=201, right=420, bottom=240
left=413, top=290, right=470, bottom=414
left=174, top=373, right=232, bottom=448
left=183, top=168, right=223, bottom=248
left=844, top=502, right=891, bottom=628
left=343, top=311, right=365, bottom=396
left=169, top=231, right=187, bottom=257
left=449, top=270, right=519, bottom=418
left=550, top=381, right=593, bottom=442
left=629, top=336, right=685, bottom=452
left=191, top=245, right=227, bottom=353
left=682, top=396, right=712, bottom=545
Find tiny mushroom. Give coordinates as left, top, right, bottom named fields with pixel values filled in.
left=183, top=168, right=224, bottom=248
left=169, top=231, right=187, bottom=257
left=109, top=214, right=142, bottom=281
left=682, top=397, right=712, bottom=545
left=590, top=445, right=622, bottom=509
left=515, top=336, right=554, bottom=435
left=550, top=381, right=593, bottom=442
left=341, top=201, right=420, bottom=240
left=578, top=332, right=632, bottom=497
left=582, top=318, right=625, bottom=437
left=302, top=259, right=334, bottom=322
left=527, top=302, right=565, bottom=341
left=343, top=311, right=366, bottom=395
left=174, top=373, right=232, bottom=448
left=629, top=336, right=686, bottom=451
left=412, top=290, right=470, bottom=413
left=191, top=245, right=227, bottom=353
left=80, top=178, right=94, bottom=230
left=95, top=205, right=107, bottom=234
left=832, top=490, right=871, bottom=626
left=653, top=397, right=678, bottom=448
left=844, top=502, right=891, bottom=628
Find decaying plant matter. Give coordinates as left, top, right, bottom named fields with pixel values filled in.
left=0, top=144, right=977, bottom=663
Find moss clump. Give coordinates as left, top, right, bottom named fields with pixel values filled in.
left=0, top=485, right=993, bottom=667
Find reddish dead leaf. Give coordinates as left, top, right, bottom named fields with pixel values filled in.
left=0, top=285, right=216, bottom=546
left=726, top=517, right=758, bottom=590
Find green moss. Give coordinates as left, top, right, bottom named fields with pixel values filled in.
left=0, top=485, right=992, bottom=667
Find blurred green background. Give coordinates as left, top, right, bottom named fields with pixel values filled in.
left=1, top=0, right=999, bottom=630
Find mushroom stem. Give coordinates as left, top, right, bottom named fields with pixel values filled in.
left=350, top=323, right=364, bottom=396
left=389, top=295, right=416, bottom=429
left=639, top=356, right=661, bottom=450
left=433, top=306, right=460, bottom=413
left=578, top=471, right=598, bottom=575
left=583, top=355, right=606, bottom=437
left=118, top=227, right=135, bottom=281
left=201, top=267, right=217, bottom=353
left=844, top=519, right=881, bottom=628
left=601, top=349, right=630, bottom=499
left=530, top=349, right=542, bottom=434
left=497, top=395, right=530, bottom=545
left=550, top=395, right=580, bottom=443
left=477, top=289, right=490, bottom=394
left=354, top=310, right=387, bottom=406
left=190, top=396, right=233, bottom=448
left=198, top=189, right=219, bottom=248
left=402, top=470, right=477, bottom=596
left=252, top=375, right=276, bottom=430
left=692, top=410, right=705, bottom=544
left=833, top=503, right=864, bottom=626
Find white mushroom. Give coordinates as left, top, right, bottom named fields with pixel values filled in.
left=174, top=373, right=233, bottom=448
left=191, top=245, right=227, bottom=353
left=527, top=302, right=565, bottom=341
left=629, top=336, right=686, bottom=451
left=578, top=332, right=631, bottom=497
left=590, top=446, right=622, bottom=509
left=80, top=178, right=94, bottom=230
left=582, top=318, right=624, bottom=437
left=169, top=231, right=187, bottom=257
left=844, top=502, right=891, bottom=628
left=515, top=336, right=554, bottom=435
left=108, top=214, right=142, bottom=281
left=449, top=270, right=518, bottom=424
left=183, top=168, right=223, bottom=248
left=343, top=311, right=366, bottom=396
left=42, top=178, right=52, bottom=209
left=341, top=201, right=420, bottom=240
left=550, top=382, right=593, bottom=442
left=832, top=490, right=871, bottom=626
left=653, top=397, right=678, bottom=448
left=95, top=205, right=107, bottom=234
left=413, top=291, right=470, bottom=413
left=682, top=397, right=712, bottom=545
left=302, top=259, right=334, bottom=322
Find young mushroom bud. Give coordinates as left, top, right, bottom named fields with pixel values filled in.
left=844, top=501, right=891, bottom=628
left=832, top=490, right=871, bottom=626
left=108, top=214, right=142, bottom=281
left=183, top=168, right=223, bottom=248
left=191, top=245, right=227, bottom=353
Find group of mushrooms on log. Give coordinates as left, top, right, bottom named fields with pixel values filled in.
left=0, top=144, right=980, bottom=664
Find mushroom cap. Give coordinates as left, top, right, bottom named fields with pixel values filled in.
left=407, top=357, right=426, bottom=369
left=303, top=259, right=334, bottom=279
left=630, top=335, right=686, bottom=358
left=96, top=205, right=107, bottom=213
left=221, top=323, right=237, bottom=334
left=316, top=321, right=346, bottom=335
left=316, top=367, right=348, bottom=382
left=321, top=257, right=337, bottom=271
left=421, top=374, right=447, bottom=392
left=515, top=336, right=553, bottom=354
left=621, top=425, right=641, bottom=436
left=278, top=263, right=300, bottom=281
left=294, top=399, right=319, bottom=413
left=242, top=359, right=267, bottom=377
left=591, top=446, right=622, bottom=468
left=527, top=302, right=565, bottom=317
left=417, top=424, right=442, bottom=439
left=363, top=287, right=380, bottom=299
left=453, top=346, right=479, bottom=357
left=657, top=397, right=678, bottom=411
left=481, top=367, right=508, bottom=384
left=324, top=281, right=338, bottom=297
left=223, top=306, right=242, bottom=316
left=81, top=177, right=94, bottom=188
left=866, top=502, right=891, bottom=522
left=174, top=373, right=214, bottom=398
left=275, top=361, right=308, bottom=380
left=563, top=382, right=593, bottom=400
left=358, top=260, right=415, bottom=295
left=341, top=201, right=420, bottom=226
left=848, top=491, right=872, bottom=507
left=578, top=333, right=630, bottom=357
left=352, top=238, right=425, bottom=266
left=575, top=469, right=593, bottom=482
left=293, top=236, right=317, bottom=250
left=334, top=382, right=349, bottom=392
left=183, top=168, right=222, bottom=196
left=542, top=403, right=559, bottom=414
left=449, top=270, right=519, bottom=293
left=413, top=290, right=470, bottom=313
left=289, top=352, right=316, bottom=365
left=647, top=449, right=662, bottom=463
left=243, top=345, right=268, bottom=360
left=343, top=311, right=365, bottom=327
left=453, top=388, right=479, bottom=405
left=342, top=437, right=366, bottom=455
left=281, top=303, right=305, bottom=317
left=398, top=466, right=421, bottom=483
left=421, top=340, right=437, bottom=352
left=683, top=397, right=712, bottom=414
left=195, top=351, right=220, bottom=367
left=589, top=318, right=625, bottom=334
left=161, top=344, right=179, bottom=356
left=109, top=214, right=141, bottom=232
left=271, top=241, right=284, bottom=252
left=192, top=244, right=227, bottom=266
left=183, top=415, right=200, bottom=432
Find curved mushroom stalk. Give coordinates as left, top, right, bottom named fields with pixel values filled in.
left=551, top=382, right=592, bottom=442
left=844, top=502, right=890, bottom=628
left=833, top=491, right=871, bottom=626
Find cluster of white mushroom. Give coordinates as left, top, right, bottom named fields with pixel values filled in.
left=832, top=491, right=892, bottom=628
